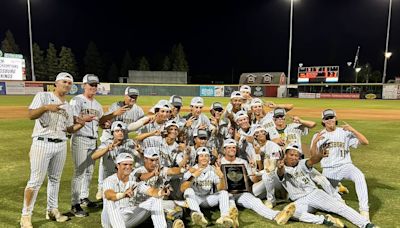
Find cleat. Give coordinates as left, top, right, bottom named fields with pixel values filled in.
left=172, top=219, right=185, bottom=228
left=191, top=212, right=208, bottom=227
left=46, top=208, right=68, bottom=222
left=166, top=206, right=183, bottom=220
left=20, top=215, right=33, bottom=228
left=338, top=182, right=349, bottom=194
left=80, top=198, right=98, bottom=208
left=326, top=214, right=344, bottom=227
left=71, top=204, right=88, bottom=217
left=360, top=211, right=370, bottom=221
left=174, top=200, right=189, bottom=208
left=229, top=207, right=239, bottom=228
left=216, top=216, right=234, bottom=228
left=274, top=202, right=296, bottom=225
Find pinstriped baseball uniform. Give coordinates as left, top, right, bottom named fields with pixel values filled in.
left=278, top=159, right=370, bottom=227
left=220, top=157, right=280, bottom=220
left=139, top=121, right=164, bottom=149
left=170, top=115, right=186, bottom=130
left=183, top=165, right=230, bottom=217
left=159, top=138, right=180, bottom=167
left=237, top=128, right=256, bottom=162
left=312, top=127, right=369, bottom=212
left=255, top=112, right=280, bottom=140
left=22, top=92, right=74, bottom=215
left=101, top=173, right=167, bottom=228
left=70, top=94, right=103, bottom=205
left=176, top=146, right=197, bottom=167
left=278, top=123, right=341, bottom=200
left=185, top=114, right=213, bottom=145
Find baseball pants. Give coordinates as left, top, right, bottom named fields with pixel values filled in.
left=231, top=192, right=279, bottom=220
left=184, top=188, right=230, bottom=217
left=323, top=163, right=369, bottom=212
left=293, top=189, right=369, bottom=228
left=310, top=168, right=343, bottom=201
left=101, top=197, right=167, bottom=228
left=22, top=139, right=67, bottom=215
left=71, top=135, right=97, bottom=205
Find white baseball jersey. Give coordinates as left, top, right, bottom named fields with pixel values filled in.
left=139, top=121, right=164, bottom=148
left=278, top=159, right=317, bottom=201
left=237, top=128, right=256, bottom=161
left=132, top=166, right=170, bottom=204
left=97, top=139, right=139, bottom=174
left=258, top=140, right=282, bottom=160
left=170, top=115, right=186, bottom=130
left=277, top=123, right=308, bottom=150
left=159, top=138, right=181, bottom=167
left=30, top=92, right=74, bottom=139
left=254, top=112, right=280, bottom=140
left=70, top=94, right=103, bottom=138
left=176, top=146, right=197, bottom=167
left=183, top=165, right=220, bottom=196
left=311, top=127, right=359, bottom=168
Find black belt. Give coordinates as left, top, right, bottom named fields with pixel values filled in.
left=80, top=136, right=97, bottom=140
left=37, top=137, right=64, bottom=143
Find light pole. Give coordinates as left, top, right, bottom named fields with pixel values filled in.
left=382, top=0, right=392, bottom=84
left=27, top=0, right=35, bottom=81
left=286, top=0, right=294, bottom=97
left=355, top=67, right=361, bottom=83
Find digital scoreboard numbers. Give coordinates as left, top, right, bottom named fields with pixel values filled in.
left=297, top=66, right=339, bottom=83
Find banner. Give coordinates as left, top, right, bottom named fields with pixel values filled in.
left=214, top=86, right=224, bottom=97
left=251, top=86, right=265, bottom=97
left=0, top=82, right=5, bottom=95
left=5, top=81, right=25, bottom=94
left=299, top=93, right=318, bottom=99
left=97, top=83, right=111, bottom=95
left=319, top=93, right=360, bottom=99
left=0, top=57, right=25, bottom=80
left=199, top=86, right=215, bottom=97
left=224, top=86, right=238, bottom=97
left=25, top=82, right=44, bottom=94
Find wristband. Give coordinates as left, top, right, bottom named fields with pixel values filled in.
left=255, top=154, right=261, bottom=161
left=180, top=168, right=186, bottom=174
left=116, top=192, right=125, bottom=200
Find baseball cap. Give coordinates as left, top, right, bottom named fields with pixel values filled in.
left=190, top=97, right=204, bottom=106
left=223, top=139, right=237, bottom=148
left=249, top=124, right=267, bottom=136
left=124, top=87, right=139, bottom=96
left=322, top=109, right=336, bottom=120
left=164, top=120, right=179, bottom=129
left=211, top=102, right=223, bottom=111
left=111, top=121, right=127, bottom=131
left=144, top=147, right=160, bottom=159
left=230, top=91, right=243, bottom=99
left=82, top=74, right=100, bottom=84
left=154, top=100, right=172, bottom=110
left=240, top=85, right=251, bottom=93
left=193, top=129, right=208, bottom=138
left=55, top=72, right=73, bottom=82
left=115, top=153, right=134, bottom=164
left=234, top=110, right=248, bottom=122
left=273, top=108, right=286, bottom=118
left=196, top=147, right=210, bottom=156
left=285, top=143, right=302, bottom=154
left=169, top=95, right=183, bottom=107
left=250, top=98, right=263, bottom=107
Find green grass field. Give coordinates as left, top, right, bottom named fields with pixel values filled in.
left=0, top=95, right=399, bottom=227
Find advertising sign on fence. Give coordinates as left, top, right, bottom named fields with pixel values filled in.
left=214, top=86, right=224, bottom=97
left=200, top=86, right=214, bottom=97
left=5, top=81, right=25, bottom=94
left=0, top=57, right=25, bottom=80
left=0, top=82, right=6, bottom=95
left=319, top=93, right=360, bottom=99
left=25, top=82, right=44, bottom=94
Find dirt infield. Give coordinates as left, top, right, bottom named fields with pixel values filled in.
left=2, top=105, right=400, bottom=120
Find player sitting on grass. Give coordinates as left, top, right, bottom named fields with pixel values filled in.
left=277, top=134, right=378, bottom=228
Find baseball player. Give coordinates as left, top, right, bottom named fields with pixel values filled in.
left=276, top=133, right=378, bottom=228
left=311, top=109, right=371, bottom=219
left=233, top=110, right=257, bottom=162
left=180, top=147, right=233, bottom=227
left=220, top=139, right=296, bottom=227
left=169, top=95, right=186, bottom=130
left=70, top=74, right=123, bottom=217
left=133, top=147, right=186, bottom=228
left=101, top=153, right=169, bottom=228
left=249, top=98, right=281, bottom=142
left=97, top=87, right=144, bottom=200
left=159, top=120, right=186, bottom=168
left=92, top=121, right=141, bottom=181
left=208, top=102, right=232, bottom=155
left=176, top=128, right=210, bottom=168
left=224, top=91, right=245, bottom=129
left=20, top=72, right=87, bottom=228
left=239, top=85, right=253, bottom=111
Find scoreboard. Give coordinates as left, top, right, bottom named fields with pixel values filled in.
left=297, top=66, right=339, bottom=83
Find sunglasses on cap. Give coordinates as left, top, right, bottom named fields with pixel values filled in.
left=323, top=116, right=335, bottom=120
left=129, top=95, right=138, bottom=99
left=88, top=83, right=98, bottom=87
left=274, top=115, right=285, bottom=119
left=199, top=137, right=208, bottom=140
left=213, top=108, right=223, bottom=112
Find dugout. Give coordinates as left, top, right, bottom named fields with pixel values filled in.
left=297, top=83, right=383, bottom=99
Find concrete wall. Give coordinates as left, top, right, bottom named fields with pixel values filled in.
left=128, top=71, right=187, bottom=84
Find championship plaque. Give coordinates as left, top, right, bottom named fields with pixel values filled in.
left=221, top=164, right=251, bottom=193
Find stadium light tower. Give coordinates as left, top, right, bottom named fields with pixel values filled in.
left=27, top=0, right=35, bottom=81
left=382, top=0, right=393, bottom=84
left=286, top=0, right=296, bottom=97
left=355, top=67, right=361, bottom=83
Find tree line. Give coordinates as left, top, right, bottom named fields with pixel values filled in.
left=0, top=30, right=189, bottom=82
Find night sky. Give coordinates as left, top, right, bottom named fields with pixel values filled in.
left=1, top=0, right=399, bottom=83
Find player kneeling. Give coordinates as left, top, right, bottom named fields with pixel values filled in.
left=180, top=147, right=233, bottom=228
left=276, top=135, right=378, bottom=228
left=101, top=153, right=169, bottom=228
